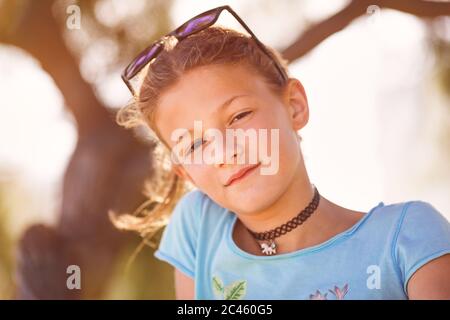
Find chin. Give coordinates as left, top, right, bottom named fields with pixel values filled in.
left=223, top=175, right=286, bottom=215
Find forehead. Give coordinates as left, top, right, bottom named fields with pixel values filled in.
left=155, top=64, right=273, bottom=145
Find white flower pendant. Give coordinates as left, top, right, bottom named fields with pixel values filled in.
left=260, top=240, right=277, bottom=255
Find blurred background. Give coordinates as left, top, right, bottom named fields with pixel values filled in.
left=0, top=0, right=449, bottom=299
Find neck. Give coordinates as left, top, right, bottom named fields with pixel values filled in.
left=234, top=160, right=344, bottom=254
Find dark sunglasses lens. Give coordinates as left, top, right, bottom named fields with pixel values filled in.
left=175, top=12, right=218, bottom=38
left=125, top=42, right=163, bottom=79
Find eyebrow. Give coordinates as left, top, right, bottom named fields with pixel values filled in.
left=176, top=94, right=249, bottom=143
left=216, top=94, right=249, bottom=114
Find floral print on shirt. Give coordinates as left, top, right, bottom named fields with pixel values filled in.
left=309, top=284, right=349, bottom=300
left=212, top=275, right=350, bottom=300
left=212, top=276, right=247, bottom=300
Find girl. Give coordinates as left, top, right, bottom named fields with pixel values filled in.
left=113, top=6, right=450, bottom=300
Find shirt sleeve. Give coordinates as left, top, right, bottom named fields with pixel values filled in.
left=153, top=190, right=203, bottom=279
left=393, top=200, right=450, bottom=294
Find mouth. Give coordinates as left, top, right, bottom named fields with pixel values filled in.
left=224, top=163, right=261, bottom=187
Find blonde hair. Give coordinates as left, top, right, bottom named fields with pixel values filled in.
left=110, top=26, right=290, bottom=250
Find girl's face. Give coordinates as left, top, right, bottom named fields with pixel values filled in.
left=154, top=63, right=309, bottom=215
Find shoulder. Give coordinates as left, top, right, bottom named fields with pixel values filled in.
left=154, top=189, right=231, bottom=278
left=171, top=189, right=208, bottom=220
left=175, top=188, right=206, bottom=209
left=389, top=200, right=450, bottom=293
left=160, top=189, right=206, bottom=243
left=371, top=200, right=450, bottom=253
left=393, top=200, right=449, bottom=239
left=154, top=189, right=212, bottom=277
left=365, top=200, right=448, bottom=234
left=361, top=200, right=450, bottom=261
left=171, top=189, right=229, bottom=226
left=391, top=200, right=450, bottom=256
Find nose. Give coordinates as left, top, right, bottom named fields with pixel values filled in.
left=213, top=140, right=243, bottom=168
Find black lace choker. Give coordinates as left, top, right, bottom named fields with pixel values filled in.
left=245, top=185, right=320, bottom=255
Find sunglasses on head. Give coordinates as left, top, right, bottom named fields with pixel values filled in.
left=121, top=5, right=288, bottom=96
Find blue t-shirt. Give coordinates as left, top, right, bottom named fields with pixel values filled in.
left=154, top=189, right=450, bottom=300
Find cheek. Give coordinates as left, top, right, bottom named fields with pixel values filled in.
left=279, top=126, right=301, bottom=163
left=183, top=164, right=218, bottom=189
left=260, top=107, right=299, bottom=162
left=263, top=118, right=300, bottom=180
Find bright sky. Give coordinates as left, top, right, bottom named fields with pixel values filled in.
left=0, top=0, right=448, bottom=235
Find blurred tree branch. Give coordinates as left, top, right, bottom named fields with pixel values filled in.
left=282, top=0, right=450, bottom=62
left=0, top=0, right=110, bottom=135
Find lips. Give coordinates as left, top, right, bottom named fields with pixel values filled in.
left=224, top=163, right=261, bottom=187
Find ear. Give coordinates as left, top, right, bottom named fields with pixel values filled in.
left=172, top=164, right=196, bottom=186
left=282, top=78, right=309, bottom=131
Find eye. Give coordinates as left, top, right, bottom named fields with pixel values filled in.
left=229, top=111, right=252, bottom=125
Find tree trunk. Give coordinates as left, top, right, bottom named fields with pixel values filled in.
left=1, top=0, right=152, bottom=299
